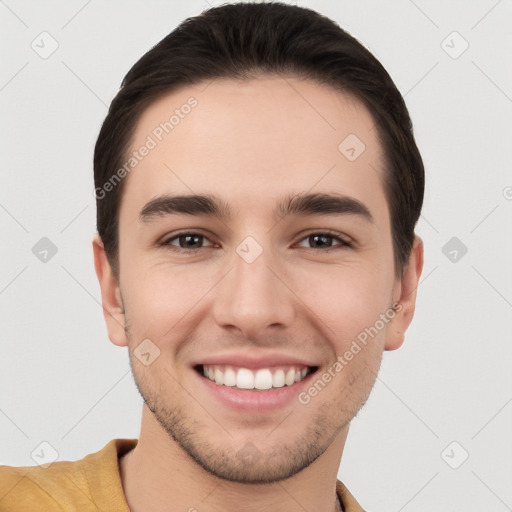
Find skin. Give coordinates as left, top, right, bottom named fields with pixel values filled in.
left=93, top=75, right=423, bottom=512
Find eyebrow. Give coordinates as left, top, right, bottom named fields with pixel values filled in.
left=139, top=192, right=374, bottom=223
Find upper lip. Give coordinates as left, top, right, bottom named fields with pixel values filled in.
left=192, top=352, right=318, bottom=370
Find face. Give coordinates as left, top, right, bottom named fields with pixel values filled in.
left=94, top=76, right=422, bottom=484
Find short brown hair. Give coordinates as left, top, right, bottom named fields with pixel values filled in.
left=94, top=1, right=424, bottom=279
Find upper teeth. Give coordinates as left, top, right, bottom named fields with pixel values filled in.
left=202, top=365, right=309, bottom=390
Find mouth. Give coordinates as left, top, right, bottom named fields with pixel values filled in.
left=194, top=364, right=319, bottom=391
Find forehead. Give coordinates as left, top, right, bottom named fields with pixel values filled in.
left=120, top=76, right=388, bottom=223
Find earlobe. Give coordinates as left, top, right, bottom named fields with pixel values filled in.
left=384, top=235, right=424, bottom=351
left=92, top=235, right=128, bottom=347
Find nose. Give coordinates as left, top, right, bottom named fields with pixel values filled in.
left=212, top=241, right=296, bottom=342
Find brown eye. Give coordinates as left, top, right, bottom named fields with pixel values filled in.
left=297, top=232, right=352, bottom=251
left=160, top=232, right=214, bottom=252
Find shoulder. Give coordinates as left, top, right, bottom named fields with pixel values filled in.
left=0, top=439, right=137, bottom=512
left=0, top=459, right=88, bottom=510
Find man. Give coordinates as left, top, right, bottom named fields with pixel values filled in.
left=0, top=2, right=424, bottom=510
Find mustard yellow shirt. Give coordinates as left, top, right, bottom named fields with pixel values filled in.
left=0, top=439, right=364, bottom=511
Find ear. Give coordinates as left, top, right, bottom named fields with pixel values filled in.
left=385, top=235, right=424, bottom=351
left=92, top=234, right=128, bottom=347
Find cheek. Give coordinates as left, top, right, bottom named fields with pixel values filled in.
left=121, top=263, right=215, bottom=338
left=295, top=263, right=391, bottom=339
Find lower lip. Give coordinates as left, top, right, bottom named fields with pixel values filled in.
left=194, top=369, right=315, bottom=412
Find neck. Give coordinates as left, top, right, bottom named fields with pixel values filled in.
left=120, top=406, right=348, bottom=512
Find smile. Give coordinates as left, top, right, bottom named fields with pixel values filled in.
left=197, top=364, right=316, bottom=391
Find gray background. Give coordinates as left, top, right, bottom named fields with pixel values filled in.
left=1, top=1, right=511, bottom=510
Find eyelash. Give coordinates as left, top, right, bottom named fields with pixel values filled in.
left=158, top=230, right=353, bottom=254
